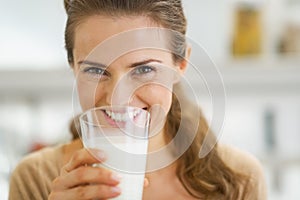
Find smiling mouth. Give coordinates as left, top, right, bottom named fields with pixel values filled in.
left=104, top=109, right=142, bottom=122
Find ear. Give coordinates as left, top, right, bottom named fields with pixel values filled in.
left=172, top=46, right=192, bottom=84
left=70, top=63, right=78, bottom=76
left=177, top=45, right=191, bottom=75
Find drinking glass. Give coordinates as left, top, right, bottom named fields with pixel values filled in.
left=80, top=106, right=150, bottom=200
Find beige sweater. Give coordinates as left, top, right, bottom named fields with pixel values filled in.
left=8, top=143, right=267, bottom=199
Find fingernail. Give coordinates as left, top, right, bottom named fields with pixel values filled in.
left=111, top=173, right=122, bottom=182
left=97, top=152, right=106, bottom=160
left=111, top=186, right=121, bottom=194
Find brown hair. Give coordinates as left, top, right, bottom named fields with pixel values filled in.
left=64, top=0, right=250, bottom=199
left=64, top=0, right=186, bottom=64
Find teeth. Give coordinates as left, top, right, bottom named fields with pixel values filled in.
left=104, top=109, right=141, bottom=122
left=111, top=112, right=115, bottom=119
left=133, top=110, right=141, bottom=117
left=128, top=112, right=134, bottom=119
left=115, top=113, right=121, bottom=121
left=106, top=110, right=112, bottom=117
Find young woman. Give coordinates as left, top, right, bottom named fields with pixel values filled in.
left=9, top=0, right=267, bottom=199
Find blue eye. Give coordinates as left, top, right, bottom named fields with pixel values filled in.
left=81, top=66, right=109, bottom=81
left=133, top=65, right=155, bottom=75
left=83, top=67, right=105, bottom=75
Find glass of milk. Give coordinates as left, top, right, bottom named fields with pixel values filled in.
left=79, top=106, right=150, bottom=200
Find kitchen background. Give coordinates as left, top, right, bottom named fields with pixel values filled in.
left=1, top=0, right=300, bottom=199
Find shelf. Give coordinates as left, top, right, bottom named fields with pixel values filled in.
left=218, top=58, right=300, bottom=94
left=0, top=68, right=74, bottom=98
left=0, top=59, right=299, bottom=98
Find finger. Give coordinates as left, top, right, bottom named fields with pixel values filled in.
left=53, top=166, right=122, bottom=190
left=63, top=148, right=106, bottom=173
left=51, top=184, right=121, bottom=200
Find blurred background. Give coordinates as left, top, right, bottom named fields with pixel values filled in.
left=1, top=0, right=300, bottom=199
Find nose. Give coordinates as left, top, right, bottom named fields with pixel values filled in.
left=104, top=75, right=133, bottom=106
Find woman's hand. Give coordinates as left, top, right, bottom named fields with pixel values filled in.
left=48, top=148, right=122, bottom=200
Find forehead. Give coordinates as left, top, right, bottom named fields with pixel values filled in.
left=73, top=15, right=178, bottom=68
left=73, top=15, right=161, bottom=61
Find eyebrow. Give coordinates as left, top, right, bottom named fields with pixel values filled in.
left=78, top=60, right=106, bottom=68
left=128, top=59, right=162, bottom=68
left=77, top=59, right=162, bottom=69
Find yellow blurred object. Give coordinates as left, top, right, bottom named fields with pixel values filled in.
left=232, top=5, right=262, bottom=57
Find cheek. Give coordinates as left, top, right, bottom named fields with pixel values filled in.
left=137, top=85, right=173, bottom=137
left=77, top=81, right=104, bottom=111
left=138, top=84, right=173, bottom=112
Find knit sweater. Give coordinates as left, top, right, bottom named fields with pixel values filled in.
left=8, top=143, right=267, bottom=199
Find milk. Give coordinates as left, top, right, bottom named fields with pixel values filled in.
left=84, top=136, right=148, bottom=200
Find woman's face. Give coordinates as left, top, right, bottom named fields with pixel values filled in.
left=73, top=15, right=187, bottom=121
